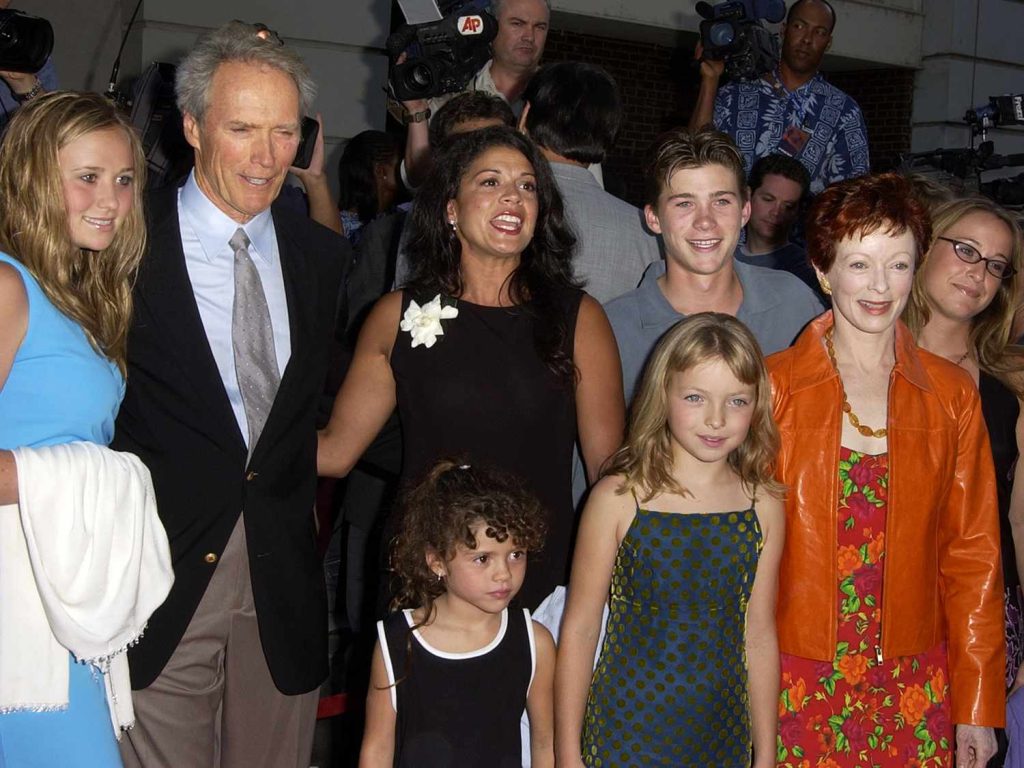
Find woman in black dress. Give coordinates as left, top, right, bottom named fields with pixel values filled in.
left=318, top=126, right=624, bottom=608
left=905, top=195, right=1024, bottom=699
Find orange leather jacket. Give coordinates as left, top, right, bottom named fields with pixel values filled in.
left=767, top=312, right=1005, bottom=726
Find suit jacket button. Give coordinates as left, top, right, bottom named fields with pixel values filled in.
left=204, top=552, right=218, bottom=564
left=246, top=471, right=258, bottom=481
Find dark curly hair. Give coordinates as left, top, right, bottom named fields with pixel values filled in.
left=403, top=125, right=580, bottom=385
left=390, top=459, right=547, bottom=625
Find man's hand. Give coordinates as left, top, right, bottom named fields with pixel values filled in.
left=401, top=96, right=429, bottom=120
left=289, top=113, right=326, bottom=182
left=0, top=71, right=40, bottom=98
left=394, top=52, right=430, bottom=119
left=688, top=41, right=724, bottom=131
left=395, top=51, right=432, bottom=190
left=954, top=724, right=997, bottom=768
left=694, top=41, right=725, bottom=82
left=289, top=113, right=343, bottom=235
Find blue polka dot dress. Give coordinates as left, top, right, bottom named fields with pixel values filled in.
left=581, top=506, right=763, bottom=766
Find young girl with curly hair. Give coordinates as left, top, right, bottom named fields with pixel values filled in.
left=358, top=459, right=555, bottom=768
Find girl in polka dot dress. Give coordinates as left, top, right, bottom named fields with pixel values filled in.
left=556, top=313, right=785, bottom=767
left=359, top=460, right=557, bottom=768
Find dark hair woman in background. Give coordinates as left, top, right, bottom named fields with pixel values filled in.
left=338, top=129, right=401, bottom=246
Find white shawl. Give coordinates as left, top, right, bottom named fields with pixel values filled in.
left=0, top=442, right=173, bottom=737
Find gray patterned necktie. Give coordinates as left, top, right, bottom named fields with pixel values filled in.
left=230, top=227, right=280, bottom=455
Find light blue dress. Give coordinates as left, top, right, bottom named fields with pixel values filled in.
left=0, top=252, right=125, bottom=767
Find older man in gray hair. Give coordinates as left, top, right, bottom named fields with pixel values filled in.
left=113, top=20, right=347, bottom=768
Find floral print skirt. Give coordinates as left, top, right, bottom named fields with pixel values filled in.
left=777, top=449, right=952, bottom=768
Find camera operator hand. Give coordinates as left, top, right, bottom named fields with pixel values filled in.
left=0, top=70, right=43, bottom=101
left=694, top=40, right=726, bottom=82
left=394, top=51, right=432, bottom=190
left=0, top=0, right=44, bottom=102
left=688, top=41, right=724, bottom=131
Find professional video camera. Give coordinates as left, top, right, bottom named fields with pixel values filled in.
left=0, top=9, right=53, bottom=73
left=900, top=93, right=1024, bottom=209
left=386, top=0, right=497, bottom=101
left=696, top=0, right=785, bottom=81
left=965, top=94, right=1024, bottom=141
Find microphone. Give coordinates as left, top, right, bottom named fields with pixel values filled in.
left=106, top=0, right=144, bottom=104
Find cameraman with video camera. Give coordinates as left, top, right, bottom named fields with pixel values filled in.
left=689, top=0, right=869, bottom=194
left=400, top=0, right=549, bottom=188
left=0, top=2, right=55, bottom=131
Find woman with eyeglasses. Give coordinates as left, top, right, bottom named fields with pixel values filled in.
left=904, top=197, right=1024, bottom=721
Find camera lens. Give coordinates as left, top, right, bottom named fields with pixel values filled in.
left=402, top=62, right=434, bottom=95
left=709, top=22, right=735, bottom=47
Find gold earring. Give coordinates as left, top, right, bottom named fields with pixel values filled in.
left=818, top=275, right=832, bottom=296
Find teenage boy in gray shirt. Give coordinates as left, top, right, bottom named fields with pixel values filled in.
left=605, top=127, right=824, bottom=402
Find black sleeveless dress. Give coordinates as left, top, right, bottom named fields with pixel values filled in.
left=390, top=290, right=582, bottom=608
left=980, top=371, right=1023, bottom=685
left=378, top=607, right=536, bottom=767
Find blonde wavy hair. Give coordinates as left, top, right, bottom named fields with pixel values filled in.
left=0, top=91, right=147, bottom=375
left=903, top=196, right=1024, bottom=395
left=605, top=312, right=784, bottom=502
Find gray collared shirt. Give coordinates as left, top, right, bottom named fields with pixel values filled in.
left=605, top=258, right=824, bottom=402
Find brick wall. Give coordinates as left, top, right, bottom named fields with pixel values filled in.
left=544, top=28, right=915, bottom=205
left=828, top=68, right=916, bottom=176
left=543, top=29, right=692, bottom=206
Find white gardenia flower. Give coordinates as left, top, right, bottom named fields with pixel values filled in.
left=399, top=294, right=459, bottom=348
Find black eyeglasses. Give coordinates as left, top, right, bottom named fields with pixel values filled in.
left=937, top=236, right=1017, bottom=280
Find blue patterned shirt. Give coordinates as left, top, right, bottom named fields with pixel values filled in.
left=713, top=72, right=869, bottom=194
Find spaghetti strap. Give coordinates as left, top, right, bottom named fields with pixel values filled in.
left=629, top=488, right=640, bottom=511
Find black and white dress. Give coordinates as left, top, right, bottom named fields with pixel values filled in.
left=378, top=607, right=537, bottom=767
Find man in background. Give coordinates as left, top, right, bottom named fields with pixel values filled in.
left=520, top=61, right=660, bottom=303
left=735, top=153, right=823, bottom=299
left=402, top=0, right=550, bottom=186
left=689, top=0, right=869, bottom=194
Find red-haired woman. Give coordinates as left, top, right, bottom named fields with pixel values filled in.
left=768, top=174, right=1005, bottom=767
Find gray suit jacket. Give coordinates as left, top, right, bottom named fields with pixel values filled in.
left=551, top=163, right=661, bottom=304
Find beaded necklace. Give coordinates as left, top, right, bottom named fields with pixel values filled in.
left=824, top=327, right=887, bottom=439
